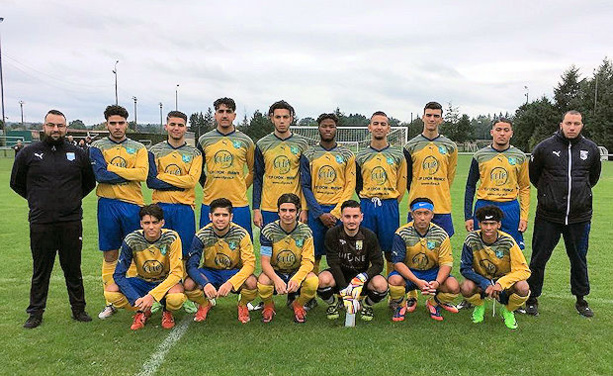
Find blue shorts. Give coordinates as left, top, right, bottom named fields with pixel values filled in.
left=197, top=267, right=240, bottom=289
left=97, top=198, right=141, bottom=251
left=389, top=268, right=440, bottom=292
left=361, top=198, right=399, bottom=254
left=308, top=204, right=339, bottom=257
left=120, top=277, right=160, bottom=298
left=261, top=210, right=279, bottom=229
left=158, top=203, right=195, bottom=254
left=200, top=204, right=253, bottom=240
left=474, top=199, right=524, bottom=249
left=407, top=212, right=454, bottom=238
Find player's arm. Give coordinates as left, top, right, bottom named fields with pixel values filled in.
left=589, top=143, right=602, bottom=187
left=464, top=158, right=480, bottom=230
left=460, top=242, right=492, bottom=291
left=157, top=153, right=203, bottom=188
left=432, top=237, right=454, bottom=286
left=146, top=151, right=181, bottom=191
left=227, top=234, right=256, bottom=290
left=355, top=159, right=363, bottom=197
left=197, top=141, right=207, bottom=188
left=113, top=241, right=141, bottom=306
left=10, top=149, right=29, bottom=198
left=396, top=156, right=408, bottom=202
left=79, top=149, right=97, bottom=196
left=107, top=147, right=148, bottom=181
left=403, top=147, right=413, bottom=192
left=448, top=145, right=458, bottom=185
left=300, top=154, right=324, bottom=218
left=245, top=141, right=255, bottom=188
left=496, top=242, right=531, bottom=290
left=89, top=146, right=128, bottom=184
left=330, top=154, right=356, bottom=219
left=365, top=231, right=384, bottom=278
left=260, top=230, right=286, bottom=293
left=517, top=157, right=531, bottom=225
left=391, top=234, right=422, bottom=286
left=324, top=229, right=349, bottom=289
left=149, top=236, right=184, bottom=302
left=290, top=236, right=315, bottom=285
left=528, top=145, right=543, bottom=187
left=185, top=236, right=211, bottom=287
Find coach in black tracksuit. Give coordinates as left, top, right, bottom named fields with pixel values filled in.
left=526, top=110, right=601, bottom=317
left=10, top=109, right=96, bottom=329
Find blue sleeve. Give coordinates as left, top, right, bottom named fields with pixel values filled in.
left=460, top=242, right=492, bottom=291
left=404, top=148, right=413, bottom=191
left=89, top=147, right=128, bottom=184
left=260, top=246, right=273, bottom=257
left=146, top=151, right=181, bottom=191
left=464, top=158, right=480, bottom=220
left=300, top=154, right=323, bottom=218
left=259, top=230, right=272, bottom=248
left=114, top=242, right=140, bottom=305
left=197, top=141, right=206, bottom=188
left=253, top=145, right=264, bottom=210
left=355, top=159, right=363, bottom=196
left=186, top=236, right=211, bottom=287
left=391, top=234, right=406, bottom=264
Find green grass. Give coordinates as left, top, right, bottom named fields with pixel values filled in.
left=1, top=155, right=612, bottom=375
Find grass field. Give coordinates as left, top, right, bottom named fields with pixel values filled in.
left=1, top=154, right=612, bottom=376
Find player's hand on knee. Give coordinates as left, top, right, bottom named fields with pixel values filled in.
left=135, top=294, right=154, bottom=311
left=217, top=281, right=233, bottom=297
left=287, top=279, right=299, bottom=293
left=203, top=283, right=217, bottom=299
left=274, top=278, right=287, bottom=295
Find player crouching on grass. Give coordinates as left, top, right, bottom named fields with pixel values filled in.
left=388, top=198, right=460, bottom=322
left=460, top=205, right=531, bottom=330
left=183, top=198, right=257, bottom=324
left=317, top=200, right=388, bottom=322
left=257, top=193, right=318, bottom=323
left=103, top=204, right=186, bottom=330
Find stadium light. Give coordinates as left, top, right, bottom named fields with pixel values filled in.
left=175, top=84, right=179, bottom=111
left=113, top=60, right=119, bottom=105
left=19, top=100, right=24, bottom=125
left=0, top=17, right=6, bottom=144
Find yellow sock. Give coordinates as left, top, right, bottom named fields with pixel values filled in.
left=466, top=293, right=484, bottom=306
left=389, top=285, right=406, bottom=302
left=386, top=261, right=394, bottom=276
left=436, top=292, right=458, bottom=305
left=507, top=292, right=529, bottom=311
left=101, top=259, right=117, bottom=287
left=165, top=293, right=187, bottom=311
left=185, top=289, right=207, bottom=306
left=239, top=288, right=258, bottom=306
left=313, top=259, right=321, bottom=275
left=257, top=282, right=274, bottom=304
left=407, top=289, right=418, bottom=300
left=103, top=291, right=134, bottom=310
left=295, top=276, right=318, bottom=306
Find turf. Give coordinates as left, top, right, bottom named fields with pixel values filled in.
left=1, top=155, right=612, bottom=375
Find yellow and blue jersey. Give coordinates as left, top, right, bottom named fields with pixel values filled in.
left=464, top=145, right=530, bottom=221
left=186, top=223, right=255, bottom=290
left=114, top=229, right=183, bottom=304
left=404, top=135, right=457, bottom=214
left=391, top=222, right=453, bottom=270
left=300, top=143, right=356, bottom=219
left=253, top=133, right=310, bottom=212
left=90, top=137, right=148, bottom=206
left=460, top=230, right=531, bottom=291
left=197, top=129, right=254, bottom=207
left=147, top=141, right=203, bottom=206
left=355, top=145, right=407, bottom=200
left=260, top=220, right=314, bottom=283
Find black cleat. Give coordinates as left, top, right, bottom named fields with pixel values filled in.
left=24, top=314, right=43, bottom=329
left=72, top=311, right=93, bottom=322
left=575, top=301, right=594, bottom=318
left=525, top=298, right=539, bottom=316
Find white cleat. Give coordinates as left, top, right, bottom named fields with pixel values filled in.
left=98, top=304, right=117, bottom=320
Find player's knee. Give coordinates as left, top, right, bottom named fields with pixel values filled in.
left=443, top=277, right=460, bottom=294
left=367, top=287, right=389, bottom=304
left=104, top=290, right=129, bottom=309
left=183, top=277, right=197, bottom=291
left=168, top=283, right=184, bottom=294
left=244, top=275, right=257, bottom=290
left=257, top=273, right=271, bottom=285
left=104, top=282, right=120, bottom=292
left=513, top=280, right=530, bottom=297
left=165, top=293, right=187, bottom=311
left=303, top=275, right=319, bottom=294
left=103, top=250, right=118, bottom=262
left=460, top=280, right=477, bottom=297
left=369, top=275, right=388, bottom=292
left=318, top=271, right=334, bottom=287
left=388, top=274, right=404, bottom=286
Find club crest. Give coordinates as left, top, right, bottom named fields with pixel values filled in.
left=290, top=145, right=299, bottom=155
left=508, top=157, right=516, bottom=166
left=126, top=147, right=136, bottom=155
left=228, top=241, right=238, bottom=251
left=233, top=140, right=242, bottom=149
left=356, top=240, right=363, bottom=251
left=335, top=155, right=344, bottom=164
left=386, top=157, right=394, bottom=165
left=427, top=241, right=436, bottom=250
left=295, top=238, right=304, bottom=247
left=438, top=146, right=447, bottom=155
left=580, top=150, right=588, bottom=160
left=160, top=245, right=167, bottom=256
left=66, top=152, right=75, bottom=161
left=182, top=154, right=192, bottom=163
left=495, top=250, right=504, bottom=259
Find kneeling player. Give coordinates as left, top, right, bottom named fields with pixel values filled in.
left=184, top=198, right=257, bottom=324
left=389, top=198, right=460, bottom=322
left=317, top=200, right=388, bottom=322
left=103, top=204, right=186, bottom=330
left=257, top=193, right=318, bottom=323
left=460, top=205, right=531, bottom=329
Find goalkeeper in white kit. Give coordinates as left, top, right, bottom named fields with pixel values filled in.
left=317, top=200, right=388, bottom=321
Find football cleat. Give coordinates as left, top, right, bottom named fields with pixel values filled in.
left=130, top=310, right=151, bottom=330
left=98, top=304, right=117, bottom=320
left=161, top=311, right=175, bottom=329
left=304, top=298, right=318, bottom=311
left=24, top=314, right=43, bottom=329
left=575, top=301, right=594, bottom=318
left=439, top=302, right=459, bottom=314
left=262, top=302, right=276, bottom=323
left=406, top=298, right=418, bottom=313
left=392, top=301, right=407, bottom=322
left=500, top=306, right=518, bottom=329
left=194, top=303, right=212, bottom=322
left=360, top=304, right=374, bottom=322
left=150, top=301, right=162, bottom=314
left=292, top=301, right=307, bottom=324
left=456, top=300, right=473, bottom=311
left=525, top=299, right=539, bottom=316
left=326, top=299, right=342, bottom=320
left=182, top=300, right=198, bottom=314
left=237, top=304, right=250, bottom=324
left=426, top=299, right=443, bottom=321
left=472, top=304, right=486, bottom=324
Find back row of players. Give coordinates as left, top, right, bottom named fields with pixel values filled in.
left=92, top=99, right=531, bottom=330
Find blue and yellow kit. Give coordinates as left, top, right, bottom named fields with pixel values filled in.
left=253, top=133, right=310, bottom=212
left=90, top=137, right=148, bottom=206
left=186, top=223, right=255, bottom=291
left=460, top=230, right=531, bottom=291
left=114, top=229, right=184, bottom=304
left=391, top=222, right=453, bottom=270
left=355, top=145, right=407, bottom=200
left=147, top=141, right=203, bottom=206
left=300, top=144, right=356, bottom=219
left=404, top=135, right=458, bottom=214
left=197, top=129, right=254, bottom=207
left=260, top=221, right=315, bottom=283
left=464, top=146, right=530, bottom=221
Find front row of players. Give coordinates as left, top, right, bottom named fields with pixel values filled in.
left=105, top=194, right=531, bottom=330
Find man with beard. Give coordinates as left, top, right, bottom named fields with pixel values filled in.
left=11, top=109, right=96, bottom=328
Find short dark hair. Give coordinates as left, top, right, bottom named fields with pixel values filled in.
left=167, top=111, right=187, bottom=122
left=268, top=100, right=295, bottom=117
left=562, top=110, right=582, bottom=121
left=316, top=113, right=338, bottom=125
left=277, top=193, right=301, bottom=211
left=410, top=197, right=434, bottom=208
left=341, top=200, right=361, bottom=212
left=210, top=198, right=233, bottom=214
left=493, top=118, right=513, bottom=128
left=104, top=105, right=129, bottom=120
left=475, top=205, right=504, bottom=223
left=423, top=101, right=443, bottom=115
left=139, top=204, right=164, bottom=221
left=45, top=109, right=66, bottom=122
left=214, top=97, right=236, bottom=111
left=371, top=111, right=388, bottom=120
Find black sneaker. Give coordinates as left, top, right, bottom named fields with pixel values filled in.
left=515, top=306, right=527, bottom=314
left=72, top=311, right=93, bottom=322
left=24, top=314, right=43, bottom=329
left=304, top=298, right=318, bottom=311
left=575, top=301, right=594, bottom=318
left=456, top=300, right=473, bottom=310
left=525, top=298, right=539, bottom=316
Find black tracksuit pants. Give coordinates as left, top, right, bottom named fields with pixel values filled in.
left=27, top=221, right=86, bottom=315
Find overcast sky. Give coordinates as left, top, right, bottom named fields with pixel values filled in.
left=1, top=0, right=611, bottom=125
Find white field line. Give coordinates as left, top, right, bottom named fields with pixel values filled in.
left=135, top=315, right=191, bottom=376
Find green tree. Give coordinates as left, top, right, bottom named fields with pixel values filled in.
left=243, top=110, right=274, bottom=142
left=69, top=119, right=86, bottom=130
left=554, top=65, right=584, bottom=112
left=582, top=58, right=613, bottom=150
left=298, top=117, right=316, bottom=126
left=513, top=96, right=559, bottom=151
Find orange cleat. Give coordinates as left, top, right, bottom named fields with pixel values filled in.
left=292, top=301, right=307, bottom=324
left=194, top=303, right=212, bottom=322
left=161, top=311, right=175, bottom=329
left=237, top=304, right=250, bottom=324
left=261, top=302, right=276, bottom=323
left=130, top=310, right=151, bottom=330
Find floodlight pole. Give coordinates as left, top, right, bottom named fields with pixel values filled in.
left=159, top=102, right=163, bottom=133
left=175, top=84, right=179, bottom=110
left=19, top=100, right=24, bottom=125
left=132, top=96, right=137, bottom=131
left=113, top=60, right=119, bottom=105
left=0, top=17, right=6, bottom=144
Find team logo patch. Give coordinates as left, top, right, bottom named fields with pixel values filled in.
left=228, top=241, right=238, bottom=251
left=438, top=146, right=447, bottom=155
left=422, top=156, right=440, bottom=175
left=290, top=145, right=299, bottom=155
left=356, top=240, right=363, bottom=251
left=580, top=150, right=588, bottom=160
left=427, top=241, right=436, bottom=250
left=276, top=250, right=297, bottom=270
left=508, top=157, right=516, bottom=166
left=66, top=152, right=75, bottom=161
left=495, top=250, right=504, bottom=259
left=160, top=245, right=167, bottom=256
left=335, top=155, right=344, bottom=164
left=126, top=147, right=136, bottom=155
left=386, top=157, right=395, bottom=165
left=233, top=140, right=242, bottom=149
left=295, top=238, right=304, bottom=247
left=182, top=154, right=192, bottom=163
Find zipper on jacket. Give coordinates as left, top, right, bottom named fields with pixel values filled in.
left=565, top=143, right=572, bottom=225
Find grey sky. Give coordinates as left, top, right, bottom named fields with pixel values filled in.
left=1, top=0, right=611, bottom=125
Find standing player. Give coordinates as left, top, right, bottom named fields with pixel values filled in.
left=464, top=118, right=530, bottom=249
left=90, top=105, right=148, bottom=319
left=404, top=101, right=457, bottom=237
left=355, top=111, right=407, bottom=274
left=253, top=100, right=309, bottom=229
left=103, top=205, right=186, bottom=330
left=300, top=113, right=356, bottom=272
left=257, top=193, right=318, bottom=323
left=389, top=198, right=460, bottom=322
left=460, top=206, right=531, bottom=329
left=317, top=200, right=388, bottom=321
left=183, top=198, right=257, bottom=324
left=197, top=98, right=255, bottom=238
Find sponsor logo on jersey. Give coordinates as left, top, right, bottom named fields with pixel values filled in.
left=412, top=252, right=429, bottom=270
left=371, top=166, right=388, bottom=185
left=126, top=147, right=136, bottom=155
left=214, top=150, right=234, bottom=168
left=553, top=151, right=561, bottom=157
left=66, top=152, right=75, bottom=161
left=110, top=156, right=127, bottom=168
left=422, top=156, right=440, bottom=175
left=182, top=154, right=192, bottom=163
left=34, top=152, right=44, bottom=160
left=215, top=253, right=233, bottom=268
left=273, top=155, right=291, bottom=174
left=490, top=167, right=509, bottom=186
left=142, top=260, right=164, bottom=276
left=276, top=250, right=297, bottom=270
left=165, top=163, right=182, bottom=175
left=317, top=165, right=337, bottom=184
left=479, top=259, right=498, bottom=276
left=580, top=150, right=588, bottom=160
